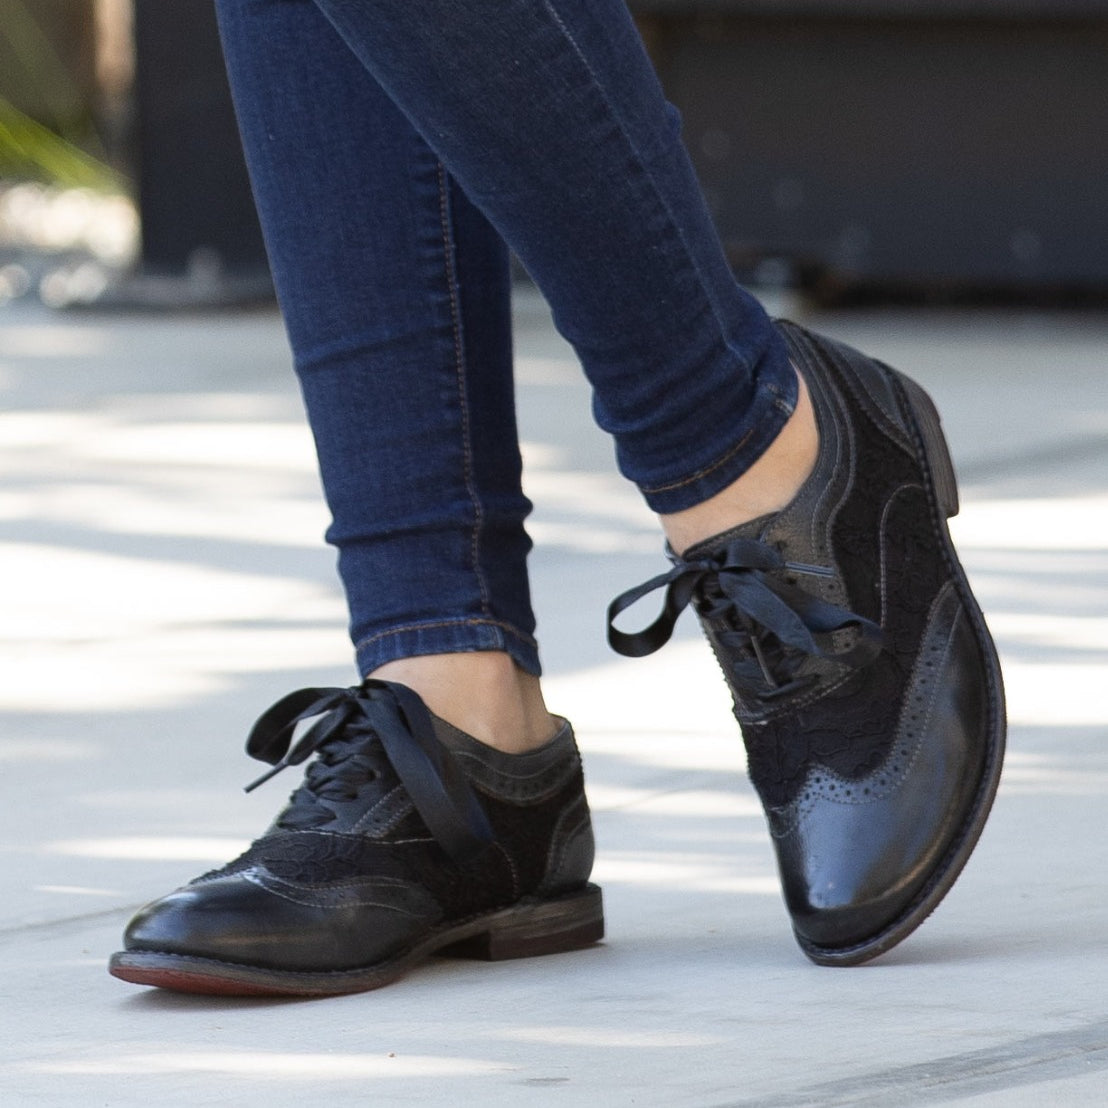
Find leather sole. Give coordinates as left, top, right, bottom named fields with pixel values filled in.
left=797, top=369, right=1006, bottom=967
left=109, top=883, right=604, bottom=997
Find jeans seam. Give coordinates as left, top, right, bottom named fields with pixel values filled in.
left=640, top=428, right=756, bottom=495
left=436, top=161, right=492, bottom=616
left=638, top=384, right=795, bottom=495
left=355, top=617, right=539, bottom=653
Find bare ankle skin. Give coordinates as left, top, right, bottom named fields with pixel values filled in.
left=369, top=651, right=558, bottom=754
left=371, top=376, right=816, bottom=749
left=659, top=369, right=819, bottom=556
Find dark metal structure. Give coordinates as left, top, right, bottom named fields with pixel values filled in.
left=129, top=0, right=270, bottom=303
left=631, top=1, right=1108, bottom=296
left=124, top=0, right=1108, bottom=301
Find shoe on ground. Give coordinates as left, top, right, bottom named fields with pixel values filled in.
left=609, top=321, right=1005, bottom=966
left=109, top=679, right=603, bottom=997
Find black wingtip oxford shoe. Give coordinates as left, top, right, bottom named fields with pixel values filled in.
left=609, top=322, right=1005, bottom=966
left=110, top=680, right=603, bottom=996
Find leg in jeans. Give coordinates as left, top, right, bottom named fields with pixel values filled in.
left=311, top=0, right=797, bottom=511
left=218, top=0, right=807, bottom=750
left=211, top=0, right=552, bottom=749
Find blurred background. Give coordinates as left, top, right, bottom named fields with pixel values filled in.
left=0, top=0, right=267, bottom=309
left=2, top=0, right=1106, bottom=311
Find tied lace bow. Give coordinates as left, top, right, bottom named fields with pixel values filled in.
left=607, top=537, right=883, bottom=699
left=242, top=680, right=493, bottom=864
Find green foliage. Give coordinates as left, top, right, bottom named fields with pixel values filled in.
left=0, top=95, right=121, bottom=190
left=0, top=0, right=122, bottom=190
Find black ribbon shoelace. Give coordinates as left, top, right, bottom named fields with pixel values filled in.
left=607, top=537, right=883, bottom=701
left=242, top=679, right=493, bottom=864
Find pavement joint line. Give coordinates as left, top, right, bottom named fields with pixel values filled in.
left=0, top=904, right=137, bottom=939
left=710, top=1020, right=1108, bottom=1107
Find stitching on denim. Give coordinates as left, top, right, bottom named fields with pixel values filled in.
left=355, top=617, right=539, bottom=652
left=640, top=427, right=756, bottom=494
left=640, top=369, right=796, bottom=495
left=436, top=162, right=491, bottom=615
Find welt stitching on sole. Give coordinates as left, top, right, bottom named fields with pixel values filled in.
left=115, top=889, right=603, bottom=989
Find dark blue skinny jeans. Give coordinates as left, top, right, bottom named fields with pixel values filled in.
left=215, top=0, right=795, bottom=677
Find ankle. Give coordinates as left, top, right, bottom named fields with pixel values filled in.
left=368, top=651, right=558, bottom=755
left=660, top=369, right=818, bottom=556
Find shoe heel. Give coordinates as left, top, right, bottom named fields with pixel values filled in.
left=896, top=373, right=960, bottom=519
left=439, top=884, right=604, bottom=962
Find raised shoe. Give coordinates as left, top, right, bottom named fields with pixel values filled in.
left=609, top=321, right=1005, bottom=966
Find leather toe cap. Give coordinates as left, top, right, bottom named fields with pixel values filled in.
left=124, top=871, right=441, bottom=972
left=770, top=590, right=990, bottom=955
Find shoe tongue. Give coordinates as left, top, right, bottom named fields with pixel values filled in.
left=274, top=728, right=387, bottom=831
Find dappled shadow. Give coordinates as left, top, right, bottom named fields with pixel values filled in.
left=3, top=301, right=1108, bottom=1103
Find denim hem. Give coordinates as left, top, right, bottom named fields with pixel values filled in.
left=355, top=618, right=542, bottom=678
left=637, top=379, right=797, bottom=514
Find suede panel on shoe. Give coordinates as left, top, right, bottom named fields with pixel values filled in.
left=741, top=443, right=950, bottom=809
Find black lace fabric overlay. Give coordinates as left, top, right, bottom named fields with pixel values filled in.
left=741, top=385, right=949, bottom=809
left=195, top=707, right=589, bottom=925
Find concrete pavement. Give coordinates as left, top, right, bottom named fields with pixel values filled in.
left=1, top=291, right=1106, bottom=1105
